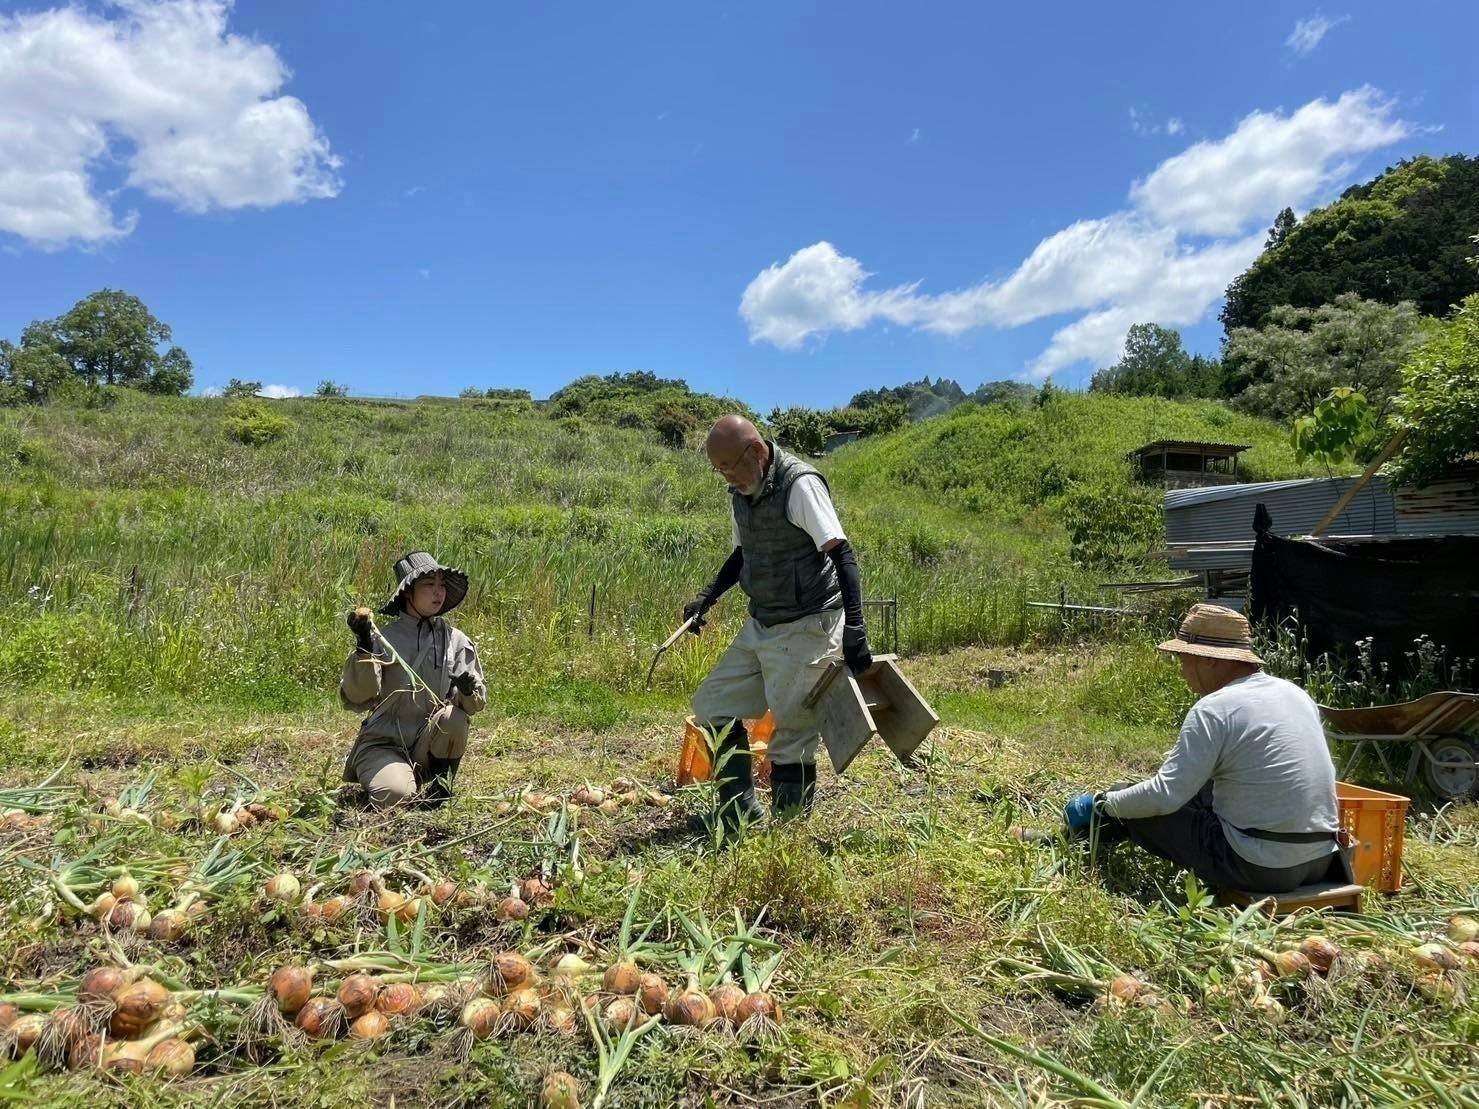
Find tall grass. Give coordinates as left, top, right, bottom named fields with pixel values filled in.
left=0, top=390, right=1295, bottom=711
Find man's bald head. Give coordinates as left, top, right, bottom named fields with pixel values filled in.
left=706, top=415, right=769, bottom=496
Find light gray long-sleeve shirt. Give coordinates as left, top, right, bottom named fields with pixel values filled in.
left=340, top=614, right=486, bottom=751
left=1104, top=671, right=1340, bottom=869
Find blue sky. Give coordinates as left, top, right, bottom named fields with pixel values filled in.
left=0, top=1, right=1473, bottom=407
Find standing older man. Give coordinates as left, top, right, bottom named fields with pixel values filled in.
left=685, top=415, right=873, bottom=830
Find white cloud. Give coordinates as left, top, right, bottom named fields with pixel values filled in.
left=740, top=88, right=1410, bottom=377
left=1166, top=117, right=1185, bottom=136
left=1286, top=13, right=1348, bottom=56
left=0, top=0, right=340, bottom=248
left=257, top=384, right=301, bottom=399
left=1129, top=108, right=1185, bottom=138
left=405, top=185, right=426, bottom=198
left=907, top=127, right=921, bottom=145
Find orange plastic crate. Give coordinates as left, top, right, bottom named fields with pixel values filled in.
left=1337, top=781, right=1409, bottom=893
left=677, top=713, right=774, bottom=788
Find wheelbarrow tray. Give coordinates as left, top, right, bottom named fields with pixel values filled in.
left=1319, top=691, right=1479, bottom=800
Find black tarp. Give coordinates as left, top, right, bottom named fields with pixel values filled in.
left=1250, top=529, right=1479, bottom=688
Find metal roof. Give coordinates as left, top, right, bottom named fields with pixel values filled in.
left=1165, top=478, right=1349, bottom=511
left=1130, top=440, right=1251, bottom=457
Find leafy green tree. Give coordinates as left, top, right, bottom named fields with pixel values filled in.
left=767, top=406, right=831, bottom=454
left=1291, top=388, right=1375, bottom=469
left=850, top=376, right=967, bottom=420
left=223, top=378, right=262, bottom=399
left=1090, top=323, right=1193, bottom=397
left=1386, top=295, right=1479, bottom=488
left=1227, top=294, right=1427, bottom=423
left=316, top=379, right=349, bottom=398
left=971, top=380, right=1037, bottom=408
left=0, top=339, right=74, bottom=404
left=1222, top=155, right=1479, bottom=336
left=46, top=289, right=192, bottom=394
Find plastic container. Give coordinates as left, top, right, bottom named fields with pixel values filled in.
left=678, top=713, right=774, bottom=788
left=1336, top=780, right=1409, bottom=893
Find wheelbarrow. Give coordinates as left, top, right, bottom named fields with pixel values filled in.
left=1320, top=692, right=1479, bottom=801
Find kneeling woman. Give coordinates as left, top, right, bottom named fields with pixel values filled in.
left=340, top=552, right=486, bottom=809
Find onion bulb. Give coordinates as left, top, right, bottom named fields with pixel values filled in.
left=318, top=895, right=352, bottom=923
left=375, top=888, right=407, bottom=918
left=68, top=1031, right=106, bottom=1071
left=1448, top=915, right=1479, bottom=943
left=519, top=877, right=552, bottom=905
left=148, top=910, right=190, bottom=943
left=572, top=785, right=605, bottom=806
left=1251, top=994, right=1285, bottom=1024
left=144, top=1037, right=195, bottom=1077
left=87, top=892, right=117, bottom=920
left=541, top=1071, right=582, bottom=1109
left=264, top=873, right=302, bottom=904
left=111, top=873, right=141, bottom=900
left=295, top=997, right=342, bottom=1039
left=552, top=953, right=595, bottom=978
left=78, top=966, right=128, bottom=1004
left=347, top=870, right=379, bottom=897
left=109, top=979, right=171, bottom=1039
left=395, top=896, right=427, bottom=924
left=337, top=974, right=378, bottom=1020
left=8, top=1014, right=46, bottom=1055
left=503, top=987, right=542, bottom=1032
left=1107, top=974, right=1144, bottom=1002
left=1272, top=950, right=1311, bottom=978
left=603, top=996, right=639, bottom=1031
left=235, top=809, right=258, bottom=828
left=1458, top=941, right=1479, bottom=962
left=375, top=983, right=421, bottom=1017
left=666, top=978, right=716, bottom=1028
left=1417, top=973, right=1457, bottom=1002
left=603, top=960, right=640, bottom=996
left=106, top=898, right=151, bottom=932
left=0, top=1004, right=16, bottom=1034
left=496, top=896, right=529, bottom=922
left=1413, top=943, right=1461, bottom=971
left=544, top=1005, right=577, bottom=1035
left=460, top=997, right=501, bottom=1040
left=427, top=880, right=459, bottom=907
left=491, top=952, right=535, bottom=994
left=106, top=1056, right=144, bottom=1076
left=211, top=810, right=240, bottom=835
left=349, top=1011, right=391, bottom=1040
left=734, top=991, right=782, bottom=1027
left=271, top=966, right=314, bottom=1014
left=1298, top=936, right=1340, bottom=976
left=708, top=983, right=745, bottom=1026
left=636, top=973, right=668, bottom=1016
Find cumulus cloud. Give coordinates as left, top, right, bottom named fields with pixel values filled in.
left=740, top=88, right=1410, bottom=377
left=257, top=384, right=301, bottom=399
left=1286, top=13, right=1348, bottom=56
left=0, top=0, right=341, bottom=248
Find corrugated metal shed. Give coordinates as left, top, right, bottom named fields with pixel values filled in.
left=1162, top=471, right=1479, bottom=572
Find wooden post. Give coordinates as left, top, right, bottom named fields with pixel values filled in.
left=1308, top=429, right=1409, bottom=538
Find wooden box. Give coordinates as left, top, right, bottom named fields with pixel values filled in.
left=804, top=654, right=940, bottom=775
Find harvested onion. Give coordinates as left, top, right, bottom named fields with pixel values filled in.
left=734, top=991, right=782, bottom=1027
left=1272, top=950, right=1311, bottom=978
left=111, top=873, right=141, bottom=900
left=708, top=983, right=745, bottom=1027
left=0, top=1004, right=16, bottom=1034
left=78, top=966, right=128, bottom=1004
left=460, top=997, right=501, bottom=1040
left=636, top=973, right=668, bottom=1016
left=1299, top=936, right=1340, bottom=975
left=666, top=979, right=715, bottom=1028
left=264, top=873, right=302, bottom=904
left=337, top=974, right=378, bottom=1020
left=271, top=966, right=314, bottom=1014
left=212, top=810, right=240, bottom=835
left=541, top=1071, right=582, bottom=1109
left=375, top=983, right=421, bottom=1017
left=491, top=952, right=535, bottom=994
left=318, top=895, right=352, bottom=923
left=544, top=1004, right=577, bottom=1035
left=503, top=987, right=542, bottom=1032
left=347, top=870, right=379, bottom=897
left=148, top=909, right=190, bottom=943
left=427, top=880, right=459, bottom=907
left=68, top=1031, right=106, bottom=1071
left=1413, top=943, right=1461, bottom=971
left=349, top=1011, right=391, bottom=1040
left=106, top=898, right=151, bottom=932
left=109, top=979, right=171, bottom=1039
left=1108, top=974, right=1144, bottom=1002
left=8, top=1014, right=46, bottom=1055
left=1449, top=914, right=1479, bottom=943
left=295, top=997, right=341, bottom=1039
left=145, top=1037, right=195, bottom=1077
left=603, top=996, right=639, bottom=1031
left=375, top=888, right=407, bottom=918
left=603, top=960, right=640, bottom=996
left=519, top=877, right=552, bottom=905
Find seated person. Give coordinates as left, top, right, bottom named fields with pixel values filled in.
left=1065, top=603, right=1347, bottom=893
left=340, top=552, right=486, bottom=810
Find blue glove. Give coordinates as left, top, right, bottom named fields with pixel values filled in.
left=1064, top=792, right=1100, bottom=833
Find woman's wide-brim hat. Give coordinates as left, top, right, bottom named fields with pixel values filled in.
left=382, top=551, right=469, bottom=616
left=1157, top=603, right=1264, bottom=665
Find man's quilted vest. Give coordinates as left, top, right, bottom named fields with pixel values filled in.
left=732, top=443, right=842, bottom=626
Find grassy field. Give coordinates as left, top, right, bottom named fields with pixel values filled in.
left=2, top=393, right=1474, bottom=1106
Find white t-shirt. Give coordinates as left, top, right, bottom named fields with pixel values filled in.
left=730, top=475, right=846, bottom=551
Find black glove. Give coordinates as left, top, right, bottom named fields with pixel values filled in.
left=346, top=608, right=375, bottom=654
left=682, top=593, right=711, bottom=635
left=842, top=623, right=873, bottom=676
left=448, top=672, right=477, bottom=697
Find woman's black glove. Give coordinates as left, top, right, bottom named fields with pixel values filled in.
left=448, top=672, right=477, bottom=697
left=347, top=607, right=375, bottom=654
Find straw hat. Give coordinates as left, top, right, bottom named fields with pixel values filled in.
left=1157, top=603, right=1264, bottom=665
left=381, top=551, right=469, bottom=617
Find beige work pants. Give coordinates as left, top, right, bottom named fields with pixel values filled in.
left=348, top=704, right=470, bottom=809
left=691, top=609, right=844, bottom=765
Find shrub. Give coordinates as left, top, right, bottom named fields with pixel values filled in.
left=224, top=401, right=293, bottom=445
left=1061, top=484, right=1162, bottom=569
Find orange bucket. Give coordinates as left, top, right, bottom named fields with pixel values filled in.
left=1336, top=781, right=1408, bottom=893
left=678, top=713, right=774, bottom=788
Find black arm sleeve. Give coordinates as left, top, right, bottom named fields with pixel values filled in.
left=699, top=546, right=744, bottom=608
left=826, top=540, right=865, bottom=632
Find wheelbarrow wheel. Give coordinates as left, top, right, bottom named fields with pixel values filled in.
left=1420, top=735, right=1479, bottom=801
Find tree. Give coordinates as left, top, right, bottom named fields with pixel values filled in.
left=1386, top=295, right=1479, bottom=488
left=47, top=289, right=192, bottom=394
left=971, top=380, right=1037, bottom=408
left=316, top=380, right=349, bottom=398
left=1222, top=155, right=1479, bottom=336
left=1226, top=294, right=1427, bottom=423
left=0, top=339, right=73, bottom=404
left=767, top=407, right=830, bottom=454
left=223, top=379, right=263, bottom=399
left=1265, top=207, right=1297, bottom=249
left=1090, top=323, right=1194, bottom=397
left=1291, top=388, right=1375, bottom=470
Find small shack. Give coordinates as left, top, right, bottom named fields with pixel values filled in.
left=1131, top=440, right=1249, bottom=488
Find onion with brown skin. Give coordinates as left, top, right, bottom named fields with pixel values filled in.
left=375, top=888, right=407, bottom=918
left=78, top=967, right=128, bottom=1005
left=636, top=973, right=668, bottom=1016
left=270, top=966, right=315, bottom=1014
left=1299, top=936, right=1340, bottom=975
left=235, top=808, right=258, bottom=828
left=602, top=996, right=639, bottom=1031
left=349, top=1011, right=391, bottom=1040
left=106, top=898, right=151, bottom=932
left=602, top=960, right=640, bottom=996
left=395, top=896, right=428, bottom=925
left=86, top=892, right=117, bottom=920
left=317, top=895, right=352, bottom=923
left=502, top=987, right=542, bottom=1032
left=144, top=1037, right=195, bottom=1077
left=7, top=1014, right=46, bottom=1056
left=0, top=1004, right=17, bottom=1034
left=1449, top=915, right=1479, bottom=943
left=347, top=870, right=379, bottom=898
left=598, top=798, right=621, bottom=817
left=212, top=810, right=240, bottom=835
left=68, top=1031, right=106, bottom=1071
left=667, top=982, right=716, bottom=1028
left=295, top=997, right=342, bottom=1039
left=519, top=877, right=552, bottom=905
left=111, top=873, right=141, bottom=900
left=459, top=997, right=501, bottom=1040
left=1459, top=941, right=1479, bottom=962
left=1413, top=943, right=1461, bottom=971
left=734, top=991, right=782, bottom=1026
left=708, top=983, right=745, bottom=1027
left=264, top=873, right=302, bottom=904
left=427, top=880, right=459, bottom=907
left=109, top=980, right=171, bottom=1039
left=337, top=974, right=378, bottom=1020
left=1108, top=974, right=1144, bottom=1002
left=375, top=983, right=421, bottom=1017
left=541, top=1071, right=582, bottom=1109
left=496, top=896, right=530, bottom=922
left=1272, top=950, right=1312, bottom=978
left=490, top=952, right=535, bottom=995
left=148, top=909, right=191, bottom=943
left=543, top=1005, right=578, bottom=1035
left=106, top=1056, right=144, bottom=1076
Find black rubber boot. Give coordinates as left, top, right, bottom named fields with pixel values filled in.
left=770, top=761, right=817, bottom=820
left=420, top=756, right=460, bottom=809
